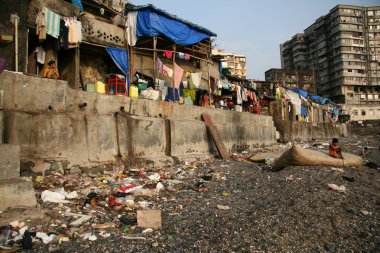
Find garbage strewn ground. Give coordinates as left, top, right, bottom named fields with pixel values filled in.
left=0, top=136, right=379, bottom=252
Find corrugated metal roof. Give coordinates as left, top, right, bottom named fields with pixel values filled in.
left=127, top=4, right=217, bottom=37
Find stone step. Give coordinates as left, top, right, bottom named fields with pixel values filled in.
left=0, top=178, right=37, bottom=211
left=0, top=144, right=20, bottom=180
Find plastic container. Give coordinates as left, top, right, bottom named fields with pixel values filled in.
left=95, top=81, right=106, bottom=94
left=129, top=85, right=139, bottom=98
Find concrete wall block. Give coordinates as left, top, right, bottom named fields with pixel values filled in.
left=170, top=119, right=216, bottom=157
left=118, top=115, right=166, bottom=159
left=0, top=144, right=20, bottom=180
left=0, top=72, right=67, bottom=112
left=0, top=179, right=37, bottom=211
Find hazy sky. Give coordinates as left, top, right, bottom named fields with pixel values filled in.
left=129, top=0, right=379, bottom=80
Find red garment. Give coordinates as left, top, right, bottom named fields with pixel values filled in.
left=163, top=50, right=174, bottom=59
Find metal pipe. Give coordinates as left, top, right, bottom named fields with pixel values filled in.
left=11, top=14, right=19, bottom=72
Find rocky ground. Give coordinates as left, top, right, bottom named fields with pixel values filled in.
left=1, top=137, right=379, bottom=253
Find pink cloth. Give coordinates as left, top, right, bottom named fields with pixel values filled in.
left=163, top=50, right=174, bottom=59
left=156, top=57, right=163, bottom=73
left=184, top=54, right=190, bottom=60
left=174, top=63, right=184, bottom=89
left=162, top=64, right=173, bottom=78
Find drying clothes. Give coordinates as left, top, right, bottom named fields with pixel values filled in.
left=275, top=87, right=281, bottom=99
left=156, top=57, right=163, bottom=73
left=184, top=96, right=193, bottom=105
left=177, top=52, right=185, bottom=60
left=59, top=19, right=69, bottom=49
left=68, top=20, right=79, bottom=44
left=184, top=54, right=190, bottom=60
left=163, top=50, right=174, bottom=59
left=285, top=90, right=301, bottom=116
left=155, top=78, right=165, bottom=91
left=35, top=9, right=47, bottom=41
left=44, top=7, right=61, bottom=38
left=182, top=81, right=188, bottom=89
left=301, top=105, right=308, bottom=117
left=162, top=65, right=173, bottom=78
left=166, top=87, right=180, bottom=102
left=71, top=0, right=83, bottom=12
left=242, top=88, right=248, bottom=102
left=36, top=47, right=46, bottom=64
left=236, top=85, right=242, bottom=105
left=183, top=89, right=196, bottom=101
left=217, top=79, right=222, bottom=89
left=75, top=20, right=82, bottom=43
left=161, top=86, right=168, bottom=100
left=189, top=72, right=202, bottom=88
left=126, top=11, right=138, bottom=46
left=173, top=63, right=184, bottom=89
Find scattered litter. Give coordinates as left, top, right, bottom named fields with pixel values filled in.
left=41, top=190, right=69, bottom=203
left=217, top=204, right=230, bottom=210
left=142, top=228, right=154, bottom=234
left=331, top=167, right=344, bottom=172
left=286, top=175, right=294, bottom=181
left=122, top=236, right=146, bottom=240
left=66, top=213, right=92, bottom=226
left=137, top=210, right=162, bottom=229
left=342, top=175, right=355, bottom=182
left=327, top=184, right=346, bottom=193
left=36, top=232, right=56, bottom=244
left=361, top=210, right=372, bottom=216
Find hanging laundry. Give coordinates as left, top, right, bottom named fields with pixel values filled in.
left=275, top=87, right=281, bottom=99
left=156, top=57, right=163, bottom=73
left=75, top=20, right=82, bottom=43
left=177, top=52, right=185, bottom=60
left=44, top=7, right=61, bottom=38
left=162, top=65, right=173, bottom=78
left=35, top=9, right=47, bottom=41
left=182, top=81, right=188, bottom=89
left=174, top=63, right=184, bottom=89
left=184, top=54, right=190, bottom=61
left=155, top=78, right=165, bottom=91
left=185, top=71, right=191, bottom=78
left=242, top=88, right=248, bottom=102
left=285, top=90, right=302, bottom=115
left=59, top=19, right=69, bottom=49
left=71, top=0, right=83, bottom=12
left=217, top=79, right=222, bottom=89
left=68, top=20, right=79, bottom=44
left=189, top=72, right=202, bottom=88
left=236, top=85, right=243, bottom=105
left=163, top=50, right=174, bottom=59
left=36, top=46, right=46, bottom=64
left=126, top=11, right=138, bottom=46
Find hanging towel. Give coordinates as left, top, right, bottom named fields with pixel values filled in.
left=177, top=52, right=185, bottom=60
left=184, top=54, right=190, bottom=60
left=162, top=65, right=173, bottom=78
left=242, top=88, right=248, bottom=102
left=36, top=46, right=46, bottom=64
left=182, top=81, right=188, bottom=88
left=68, top=20, right=79, bottom=44
left=126, top=11, right=138, bottom=46
left=75, top=20, right=82, bottom=43
left=163, top=50, right=174, bottom=59
left=189, top=72, right=202, bottom=88
left=44, top=7, right=61, bottom=38
left=174, top=63, right=184, bottom=89
left=156, top=57, right=163, bottom=73
left=35, top=9, right=47, bottom=41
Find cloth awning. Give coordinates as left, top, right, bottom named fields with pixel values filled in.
left=128, top=5, right=216, bottom=46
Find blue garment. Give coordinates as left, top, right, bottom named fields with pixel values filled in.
left=166, top=87, right=180, bottom=102
left=311, top=95, right=330, bottom=105
left=106, top=47, right=130, bottom=87
left=332, top=107, right=341, bottom=115
left=290, top=88, right=308, bottom=99
left=71, top=0, right=83, bottom=12
left=301, top=105, right=308, bottom=117
left=136, top=9, right=213, bottom=46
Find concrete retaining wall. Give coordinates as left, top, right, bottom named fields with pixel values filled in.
left=0, top=71, right=277, bottom=166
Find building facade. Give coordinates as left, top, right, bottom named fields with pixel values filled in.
left=281, top=5, right=380, bottom=122
left=212, top=49, right=247, bottom=78
left=265, top=68, right=315, bottom=93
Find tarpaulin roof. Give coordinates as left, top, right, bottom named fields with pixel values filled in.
left=127, top=4, right=217, bottom=46
left=289, top=88, right=308, bottom=99
left=311, top=95, right=330, bottom=105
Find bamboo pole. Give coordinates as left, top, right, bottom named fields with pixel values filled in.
left=172, top=44, right=176, bottom=101
left=153, top=37, right=157, bottom=88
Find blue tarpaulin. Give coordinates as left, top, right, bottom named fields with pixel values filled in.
left=71, top=0, right=83, bottom=12
left=301, top=105, right=308, bottom=117
left=106, top=47, right=130, bottom=86
left=128, top=5, right=216, bottom=46
left=311, top=95, right=330, bottom=105
left=332, top=107, right=341, bottom=115
left=290, top=88, right=308, bottom=99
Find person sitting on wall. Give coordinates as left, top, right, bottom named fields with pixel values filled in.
left=329, top=138, right=343, bottom=159
left=43, top=60, right=60, bottom=79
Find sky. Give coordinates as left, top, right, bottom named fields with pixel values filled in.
left=129, top=0, right=379, bottom=80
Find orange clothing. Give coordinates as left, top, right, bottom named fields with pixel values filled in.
left=43, top=67, right=59, bottom=79
left=329, top=143, right=341, bottom=158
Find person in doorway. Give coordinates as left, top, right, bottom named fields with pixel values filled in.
left=329, top=138, right=343, bottom=159
left=43, top=60, right=60, bottom=79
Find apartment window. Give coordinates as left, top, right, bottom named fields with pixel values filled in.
left=348, top=69, right=352, bottom=72
left=362, top=110, right=366, bottom=116
left=368, top=11, right=374, bottom=16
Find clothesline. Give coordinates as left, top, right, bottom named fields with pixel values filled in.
left=132, top=46, right=213, bottom=64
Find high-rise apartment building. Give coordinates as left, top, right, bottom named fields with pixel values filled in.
left=281, top=5, right=380, bottom=122
left=212, top=49, right=247, bottom=78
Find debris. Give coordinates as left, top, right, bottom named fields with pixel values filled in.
left=36, top=232, right=56, bottom=244
left=122, top=236, right=146, bottom=240
left=361, top=210, right=371, bottom=216
left=217, top=204, right=230, bottom=210
left=142, top=228, right=154, bottom=234
left=327, top=184, right=346, bottom=193
left=41, top=190, right=69, bottom=203
left=156, top=182, right=165, bottom=193
left=286, top=175, right=294, bottom=181
left=137, top=210, right=162, bottom=229
left=331, top=167, right=344, bottom=172
left=66, top=213, right=92, bottom=226
left=119, top=215, right=137, bottom=226
left=342, top=175, right=355, bottom=182
left=92, top=223, right=117, bottom=229
left=148, top=173, right=160, bottom=182
left=221, top=192, right=231, bottom=197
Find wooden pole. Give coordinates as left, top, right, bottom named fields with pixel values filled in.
left=172, top=44, right=176, bottom=101
left=153, top=37, right=157, bottom=88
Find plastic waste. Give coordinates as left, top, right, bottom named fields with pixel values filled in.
left=327, top=184, right=346, bottom=193
left=41, top=190, right=69, bottom=203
